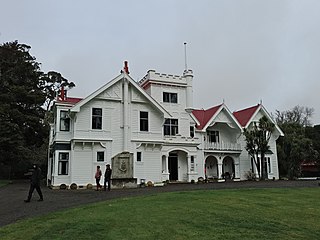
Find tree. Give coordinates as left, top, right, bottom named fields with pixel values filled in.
left=275, top=106, right=318, bottom=179
left=0, top=41, right=72, bottom=178
left=305, top=125, right=320, bottom=173
left=274, top=105, right=314, bottom=127
left=0, top=41, right=47, bottom=178
left=244, top=116, right=275, bottom=180
left=40, top=71, right=75, bottom=112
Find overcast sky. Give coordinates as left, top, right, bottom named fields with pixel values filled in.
left=1, top=0, right=320, bottom=124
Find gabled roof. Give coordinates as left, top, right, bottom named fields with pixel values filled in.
left=70, top=72, right=171, bottom=118
left=192, top=104, right=222, bottom=130
left=233, top=104, right=260, bottom=127
left=233, top=104, right=284, bottom=136
left=191, top=104, right=243, bottom=131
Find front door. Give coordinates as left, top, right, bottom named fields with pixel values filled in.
left=169, top=154, right=178, bottom=181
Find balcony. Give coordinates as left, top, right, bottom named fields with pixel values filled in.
left=204, top=141, right=241, bottom=152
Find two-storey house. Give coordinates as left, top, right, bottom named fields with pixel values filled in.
left=47, top=63, right=283, bottom=188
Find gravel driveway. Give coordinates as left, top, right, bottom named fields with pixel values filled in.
left=0, top=179, right=319, bottom=227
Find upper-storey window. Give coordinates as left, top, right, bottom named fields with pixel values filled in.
left=190, top=126, right=195, bottom=138
left=163, top=92, right=177, bottom=103
left=140, top=111, right=149, bottom=132
left=60, top=110, right=70, bottom=131
left=164, top=119, right=178, bottom=136
left=92, top=108, right=102, bottom=129
left=207, top=130, right=219, bottom=143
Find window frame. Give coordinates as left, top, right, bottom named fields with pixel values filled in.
left=266, top=157, right=272, bottom=173
left=97, top=151, right=105, bottom=162
left=58, top=152, right=69, bottom=175
left=163, top=92, right=178, bottom=103
left=190, top=156, right=195, bottom=172
left=190, top=126, right=195, bottom=138
left=137, top=151, right=142, bottom=162
left=164, top=118, right=179, bottom=136
left=207, top=130, right=219, bottom=143
left=92, top=108, right=102, bottom=130
left=60, top=110, right=70, bottom=131
left=139, top=111, right=149, bottom=132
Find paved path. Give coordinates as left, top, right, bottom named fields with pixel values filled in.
left=0, top=179, right=319, bottom=227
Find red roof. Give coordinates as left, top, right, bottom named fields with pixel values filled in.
left=233, top=104, right=260, bottom=127
left=57, top=97, right=83, bottom=104
left=192, top=104, right=222, bottom=130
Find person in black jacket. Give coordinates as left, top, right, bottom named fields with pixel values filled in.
left=24, top=164, right=43, bottom=202
left=104, top=164, right=112, bottom=191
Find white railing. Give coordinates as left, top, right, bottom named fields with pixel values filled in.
left=204, top=141, right=241, bottom=151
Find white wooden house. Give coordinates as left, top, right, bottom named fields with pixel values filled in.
left=47, top=64, right=283, bottom=188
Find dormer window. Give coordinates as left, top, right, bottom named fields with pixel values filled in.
left=163, top=92, right=177, bottom=103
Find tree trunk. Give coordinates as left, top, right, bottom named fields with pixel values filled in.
left=261, top=153, right=265, bottom=180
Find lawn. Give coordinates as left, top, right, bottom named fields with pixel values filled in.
left=0, top=188, right=319, bottom=240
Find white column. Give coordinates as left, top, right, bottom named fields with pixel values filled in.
left=234, top=163, right=240, bottom=179
left=165, top=155, right=169, bottom=174
left=187, top=155, right=191, bottom=173
left=162, top=154, right=170, bottom=182
left=218, top=163, right=223, bottom=179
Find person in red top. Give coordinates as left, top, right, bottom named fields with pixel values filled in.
left=95, top=166, right=102, bottom=191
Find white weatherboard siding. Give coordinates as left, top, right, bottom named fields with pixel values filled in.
left=142, top=149, right=162, bottom=183
left=72, top=147, right=93, bottom=185
left=131, top=104, right=163, bottom=141
left=48, top=70, right=282, bottom=187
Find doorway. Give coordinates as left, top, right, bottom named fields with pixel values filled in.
left=169, top=153, right=178, bottom=181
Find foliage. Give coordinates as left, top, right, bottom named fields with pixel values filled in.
left=1, top=188, right=320, bottom=239
left=243, top=116, right=275, bottom=180
left=0, top=40, right=72, bottom=178
left=305, top=124, right=320, bottom=170
left=274, top=105, right=314, bottom=127
left=244, top=171, right=257, bottom=181
left=0, top=41, right=47, bottom=178
left=275, top=106, right=319, bottom=179
left=40, top=71, right=75, bottom=111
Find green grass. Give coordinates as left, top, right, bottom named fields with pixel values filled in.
left=0, top=180, right=11, bottom=188
left=1, top=188, right=320, bottom=240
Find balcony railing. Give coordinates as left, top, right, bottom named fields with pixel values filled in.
left=204, top=141, right=241, bottom=151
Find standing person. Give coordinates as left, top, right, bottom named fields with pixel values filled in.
left=95, top=165, right=102, bottom=191
left=24, top=164, right=43, bottom=202
left=104, top=164, right=112, bottom=191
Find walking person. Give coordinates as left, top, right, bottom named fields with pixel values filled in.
left=24, top=164, right=43, bottom=202
left=104, top=164, right=112, bottom=191
left=95, top=165, right=102, bottom=191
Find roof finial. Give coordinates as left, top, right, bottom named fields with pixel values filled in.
left=259, top=99, right=262, bottom=105
left=123, top=61, right=129, bottom=74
